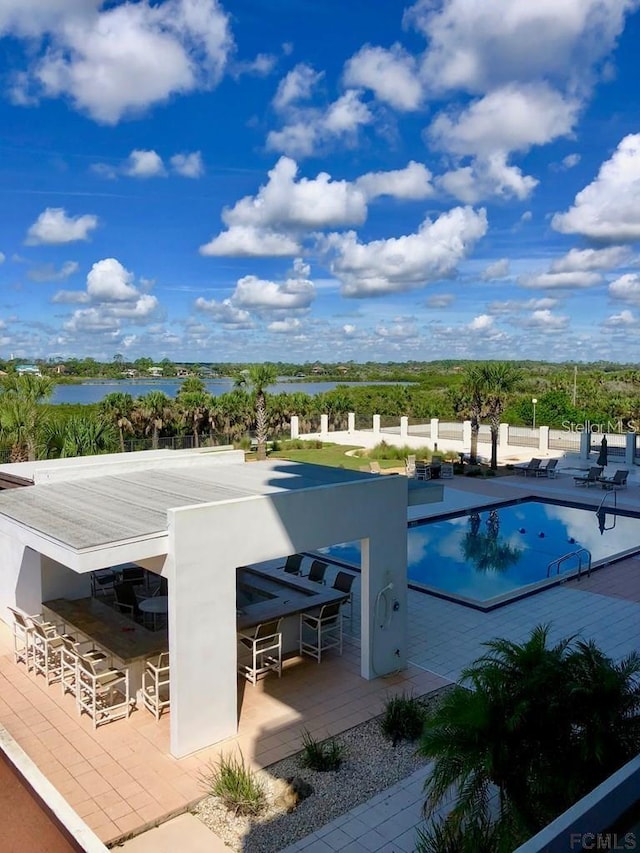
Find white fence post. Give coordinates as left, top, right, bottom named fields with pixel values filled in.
left=400, top=416, right=408, bottom=439
left=539, top=426, right=549, bottom=454
left=499, top=423, right=509, bottom=452
left=348, top=412, right=355, bottom=434
left=579, top=431, right=590, bottom=460
left=372, top=414, right=381, bottom=437
left=625, top=432, right=635, bottom=467
left=320, top=414, right=329, bottom=438
left=290, top=415, right=299, bottom=439
left=462, top=420, right=472, bottom=451
left=430, top=418, right=439, bottom=442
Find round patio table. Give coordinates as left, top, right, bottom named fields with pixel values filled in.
left=139, top=596, right=168, bottom=630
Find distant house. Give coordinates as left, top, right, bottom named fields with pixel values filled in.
left=147, top=367, right=163, bottom=378
left=16, top=364, right=41, bottom=377
left=52, top=364, right=66, bottom=375
left=176, top=368, right=192, bottom=378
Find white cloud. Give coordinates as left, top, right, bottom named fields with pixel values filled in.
left=562, top=153, right=581, bottom=169
left=0, top=252, right=5, bottom=264
left=273, top=63, right=323, bottom=111
left=25, top=207, right=98, bottom=244
left=429, top=83, right=579, bottom=158
left=489, top=297, right=558, bottom=314
left=343, top=323, right=357, bottom=334
left=326, top=205, right=488, bottom=297
left=604, top=309, right=635, bottom=326
left=124, top=149, right=166, bottom=178
left=199, top=226, right=301, bottom=258
left=170, top=151, right=204, bottom=178
left=86, top=258, right=139, bottom=302
left=232, top=52, right=276, bottom=78
left=27, top=260, right=79, bottom=282
left=550, top=245, right=632, bottom=272
left=343, top=44, right=422, bottom=110
left=609, top=273, right=640, bottom=305
left=267, top=90, right=372, bottom=158
left=356, top=161, right=433, bottom=201
left=426, top=294, right=454, bottom=308
left=268, top=317, right=302, bottom=333
left=233, top=259, right=315, bottom=310
left=481, top=258, right=510, bottom=280
left=376, top=321, right=419, bottom=340
left=438, top=153, right=537, bottom=202
left=52, top=289, right=90, bottom=304
left=520, top=271, right=602, bottom=289
left=194, top=297, right=254, bottom=329
left=8, top=0, right=233, bottom=124
left=406, top=0, right=635, bottom=96
left=467, top=314, right=495, bottom=332
left=523, top=309, right=569, bottom=330
left=552, top=134, right=640, bottom=242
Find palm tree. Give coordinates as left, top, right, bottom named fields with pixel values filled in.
left=234, top=364, right=278, bottom=459
left=44, top=415, right=117, bottom=457
left=478, top=363, right=521, bottom=469
left=418, top=625, right=640, bottom=845
left=451, top=365, right=485, bottom=464
left=133, top=391, right=175, bottom=449
left=100, top=392, right=135, bottom=452
left=177, top=391, right=212, bottom=448
left=0, top=374, right=54, bottom=461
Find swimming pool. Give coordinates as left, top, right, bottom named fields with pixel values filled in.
left=322, top=498, right=640, bottom=609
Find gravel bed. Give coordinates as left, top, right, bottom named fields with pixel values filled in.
left=195, top=687, right=448, bottom=853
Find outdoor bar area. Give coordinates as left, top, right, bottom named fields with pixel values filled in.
left=0, top=449, right=410, bottom=758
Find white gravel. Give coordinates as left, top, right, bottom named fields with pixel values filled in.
left=194, top=687, right=448, bottom=853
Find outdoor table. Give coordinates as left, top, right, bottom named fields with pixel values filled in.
left=139, top=596, right=169, bottom=630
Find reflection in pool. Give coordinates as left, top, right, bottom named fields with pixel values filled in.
left=322, top=499, right=640, bottom=607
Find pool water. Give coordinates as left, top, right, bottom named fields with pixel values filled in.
left=322, top=499, right=640, bottom=607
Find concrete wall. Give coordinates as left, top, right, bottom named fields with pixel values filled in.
left=41, top=556, right=91, bottom=603
left=167, top=475, right=408, bottom=757
left=0, top=533, right=42, bottom=623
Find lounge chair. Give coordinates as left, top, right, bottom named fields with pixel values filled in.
left=414, top=461, right=431, bottom=481
left=536, top=459, right=558, bottom=478
left=599, top=469, right=628, bottom=490
left=369, top=461, right=381, bottom=474
left=514, top=458, right=541, bottom=476
left=405, top=455, right=416, bottom=478
left=573, top=466, right=603, bottom=487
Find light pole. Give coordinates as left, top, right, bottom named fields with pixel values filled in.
left=532, top=398, right=538, bottom=430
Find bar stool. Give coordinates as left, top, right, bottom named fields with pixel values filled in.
left=299, top=602, right=343, bottom=662
left=142, top=653, right=170, bottom=720
left=237, top=620, right=283, bottom=684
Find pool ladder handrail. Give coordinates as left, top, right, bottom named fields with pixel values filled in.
left=546, top=548, right=592, bottom=581
left=597, top=488, right=617, bottom=514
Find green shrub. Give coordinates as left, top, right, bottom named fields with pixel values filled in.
left=203, top=752, right=265, bottom=816
left=464, top=465, right=483, bottom=477
left=299, top=730, right=345, bottom=771
left=381, top=692, right=426, bottom=745
left=368, top=442, right=432, bottom=461
left=237, top=436, right=253, bottom=450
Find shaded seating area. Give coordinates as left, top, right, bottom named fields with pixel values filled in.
left=299, top=601, right=343, bottom=663
left=599, top=469, right=629, bottom=490
left=237, top=619, right=283, bottom=684
left=574, top=466, right=604, bottom=487
left=514, top=458, right=541, bottom=476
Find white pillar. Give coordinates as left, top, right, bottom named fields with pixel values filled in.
left=499, top=422, right=509, bottom=455
left=372, top=414, right=381, bottom=437
left=462, top=420, right=472, bottom=451
left=539, top=425, right=549, bottom=454
left=348, top=412, right=355, bottom=434
left=290, top=415, right=299, bottom=439
left=580, top=431, right=590, bottom=460
left=400, top=416, right=408, bottom=439
left=430, top=418, right=439, bottom=442
left=320, top=414, right=329, bottom=438
left=625, top=432, right=635, bottom=467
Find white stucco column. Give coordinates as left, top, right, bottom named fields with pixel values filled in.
left=539, top=425, right=549, bottom=454
left=462, top=420, right=472, bottom=451
left=400, top=416, right=408, bottom=439
left=430, top=418, right=439, bottom=442
left=348, top=412, right=355, bottom=434
left=320, top=414, right=329, bottom=438
left=580, top=431, right=590, bottom=460
left=290, top=415, right=299, bottom=439
left=626, top=432, right=636, bottom=467
left=372, top=414, right=381, bottom=436
left=499, top=423, right=509, bottom=455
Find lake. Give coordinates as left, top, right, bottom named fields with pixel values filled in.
left=50, top=379, right=403, bottom=405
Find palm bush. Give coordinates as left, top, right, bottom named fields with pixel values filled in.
left=203, top=752, right=265, bottom=817
left=381, top=692, right=426, bottom=745
left=299, top=730, right=345, bottom=771
left=418, top=625, right=640, bottom=846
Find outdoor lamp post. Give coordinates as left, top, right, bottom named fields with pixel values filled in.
left=532, top=398, right=538, bottom=430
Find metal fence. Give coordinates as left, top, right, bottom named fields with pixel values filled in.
left=548, top=430, right=580, bottom=452
left=437, top=422, right=464, bottom=440
left=407, top=422, right=430, bottom=437
left=354, top=414, right=372, bottom=430
left=508, top=426, right=538, bottom=448
left=588, top=432, right=627, bottom=457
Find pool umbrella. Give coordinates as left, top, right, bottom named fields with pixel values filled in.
left=596, top=436, right=608, bottom=468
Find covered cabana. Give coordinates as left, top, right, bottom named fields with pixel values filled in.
left=0, top=449, right=423, bottom=757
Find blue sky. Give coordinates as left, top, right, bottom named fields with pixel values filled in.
left=2, top=0, right=640, bottom=364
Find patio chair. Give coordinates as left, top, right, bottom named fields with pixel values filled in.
left=405, top=455, right=416, bottom=477
left=28, top=620, right=66, bottom=685
left=90, top=569, right=115, bottom=598
left=369, top=461, right=381, bottom=474
left=283, top=554, right=304, bottom=575
left=440, top=462, right=454, bottom=479
left=119, top=566, right=146, bottom=587
left=113, top=582, right=142, bottom=622
left=573, top=466, right=603, bottom=487
left=300, top=602, right=343, bottom=663
left=599, top=469, right=628, bottom=490
left=237, top=620, right=283, bottom=684
left=60, top=635, right=108, bottom=700
left=514, top=458, right=541, bottom=476
left=414, top=461, right=431, bottom=481
left=536, top=459, right=558, bottom=478
left=302, top=559, right=328, bottom=585
left=77, top=656, right=131, bottom=729
left=142, top=653, right=170, bottom=720
left=6, top=607, right=57, bottom=668
left=332, top=570, right=356, bottom=620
